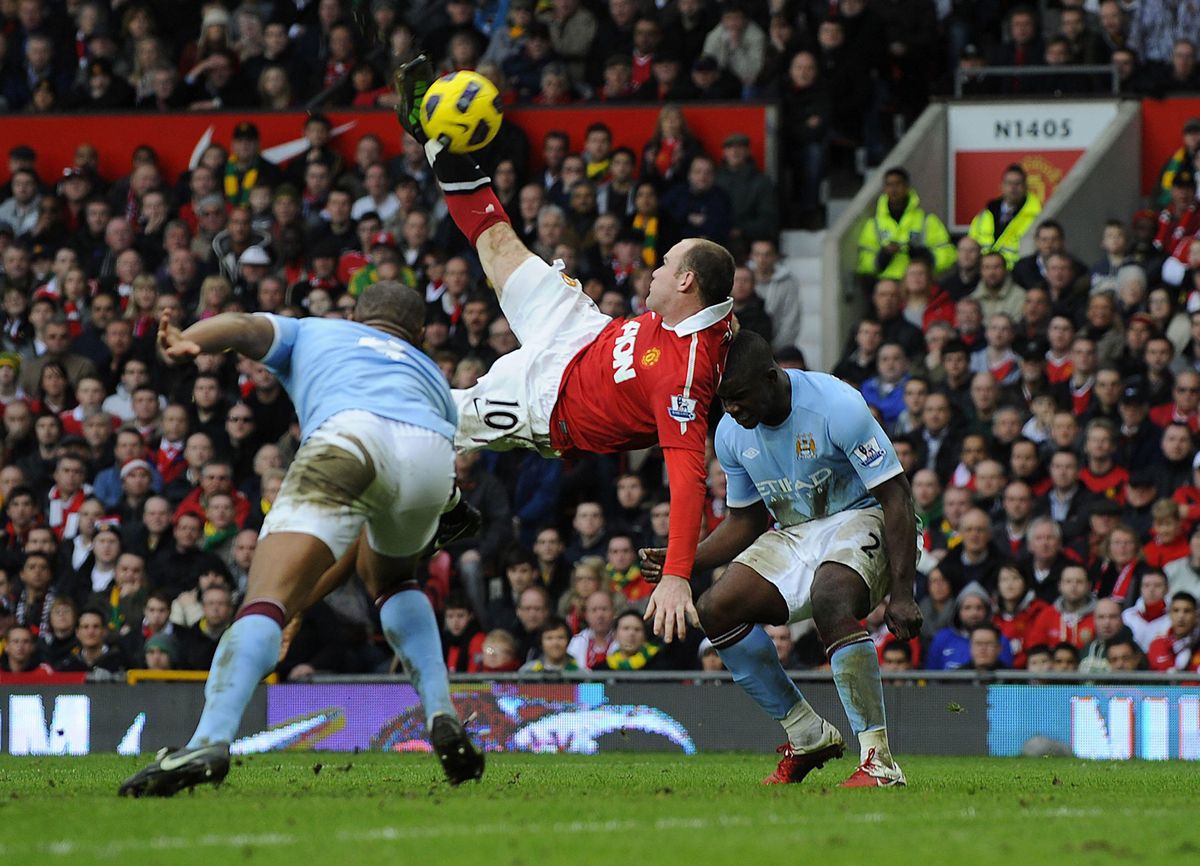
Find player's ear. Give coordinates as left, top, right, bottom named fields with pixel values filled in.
left=678, top=268, right=695, bottom=294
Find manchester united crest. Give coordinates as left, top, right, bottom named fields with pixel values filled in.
left=641, top=347, right=661, bottom=368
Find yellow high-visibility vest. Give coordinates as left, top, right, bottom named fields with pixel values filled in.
left=968, top=194, right=1042, bottom=268
left=857, top=190, right=955, bottom=279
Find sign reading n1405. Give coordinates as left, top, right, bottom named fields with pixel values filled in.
left=993, top=119, right=1073, bottom=140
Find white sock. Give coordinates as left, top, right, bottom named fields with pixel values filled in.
left=858, top=727, right=895, bottom=766
left=781, top=698, right=826, bottom=749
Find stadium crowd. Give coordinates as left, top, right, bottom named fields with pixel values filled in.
left=0, top=0, right=1198, bottom=223
left=1, top=0, right=1200, bottom=683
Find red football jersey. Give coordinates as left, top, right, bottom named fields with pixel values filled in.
left=550, top=305, right=733, bottom=455
left=551, top=303, right=734, bottom=580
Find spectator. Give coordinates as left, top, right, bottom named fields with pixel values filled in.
left=918, top=568, right=956, bottom=645
left=927, top=582, right=1013, bottom=670
left=1027, top=565, right=1098, bottom=651
left=442, top=595, right=485, bottom=673
left=1144, top=499, right=1189, bottom=568
left=832, top=318, right=881, bottom=388
left=968, top=165, right=1043, bottom=268
left=39, top=596, right=80, bottom=669
left=1079, top=597, right=1136, bottom=672
left=1146, top=591, right=1199, bottom=671
left=56, top=607, right=126, bottom=673
left=1151, top=117, right=1200, bottom=210
left=965, top=624, right=1007, bottom=671
left=942, top=237, right=983, bottom=302
left=715, top=133, right=777, bottom=247
left=1164, top=527, right=1200, bottom=600
left=868, top=279, right=925, bottom=360
left=970, top=252, right=1025, bottom=322
left=857, top=167, right=954, bottom=284
left=901, top=257, right=954, bottom=333
left=1012, top=220, right=1089, bottom=291
left=1122, top=570, right=1170, bottom=652
left=747, top=238, right=800, bottom=353
left=777, top=51, right=829, bottom=225
left=0, top=624, right=54, bottom=674
left=728, top=266, right=773, bottom=348
left=511, top=585, right=552, bottom=662
left=660, top=155, right=732, bottom=246
left=861, top=343, right=910, bottom=428
left=606, top=609, right=666, bottom=670
left=179, top=583, right=233, bottom=670
left=566, top=590, right=618, bottom=669
left=605, top=533, right=651, bottom=609
left=520, top=617, right=578, bottom=672
left=938, top=508, right=1008, bottom=594
left=1092, top=523, right=1148, bottom=603
left=142, top=632, right=178, bottom=670
left=480, top=630, right=521, bottom=673
left=993, top=565, right=1046, bottom=668
left=1021, top=516, right=1077, bottom=602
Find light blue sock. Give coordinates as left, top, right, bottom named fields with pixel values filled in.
left=716, top=625, right=805, bottom=720
left=380, top=591, right=455, bottom=723
left=188, top=614, right=281, bottom=747
left=830, top=638, right=887, bottom=736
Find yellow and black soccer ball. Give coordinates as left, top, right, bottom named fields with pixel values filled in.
left=419, top=71, right=503, bottom=153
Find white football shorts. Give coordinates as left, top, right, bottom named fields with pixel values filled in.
left=452, top=256, right=610, bottom=455
left=260, top=410, right=453, bottom=559
left=732, top=507, right=891, bottom=624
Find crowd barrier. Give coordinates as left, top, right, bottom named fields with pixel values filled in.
left=1, top=672, right=1196, bottom=761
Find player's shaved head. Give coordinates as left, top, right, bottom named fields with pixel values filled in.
left=723, top=329, right=775, bottom=385
left=717, top=330, right=790, bottom=429
left=677, top=238, right=735, bottom=307
left=355, top=280, right=425, bottom=342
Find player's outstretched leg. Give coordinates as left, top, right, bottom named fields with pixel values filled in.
left=811, top=563, right=906, bottom=788
left=394, top=54, right=533, bottom=297
left=119, top=532, right=333, bottom=797
left=697, top=566, right=844, bottom=785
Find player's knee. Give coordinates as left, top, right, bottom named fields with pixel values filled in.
left=811, top=564, right=865, bottom=639
left=695, top=589, right=730, bottom=636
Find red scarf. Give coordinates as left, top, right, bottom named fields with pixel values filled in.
left=1110, top=562, right=1137, bottom=601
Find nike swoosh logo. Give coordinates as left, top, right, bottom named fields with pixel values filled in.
left=159, top=748, right=205, bottom=771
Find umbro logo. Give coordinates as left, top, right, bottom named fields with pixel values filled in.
left=742, top=448, right=760, bottom=459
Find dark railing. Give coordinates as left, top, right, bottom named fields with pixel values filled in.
left=954, top=64, right=1120, bottom=98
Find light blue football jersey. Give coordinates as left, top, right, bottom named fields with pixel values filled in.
left=714, top=370, right=903, bottom=528
left=258, top=314, right=456, bottom=443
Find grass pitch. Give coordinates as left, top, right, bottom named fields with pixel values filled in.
left=0, top=753, right=1195, bottom=865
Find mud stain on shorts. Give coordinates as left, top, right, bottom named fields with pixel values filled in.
left=280, top=434, right=377, bottom=508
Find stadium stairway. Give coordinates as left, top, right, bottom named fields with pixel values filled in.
left=782, top=208, right=852, bottom=374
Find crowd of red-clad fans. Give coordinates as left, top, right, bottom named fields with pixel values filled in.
left=2, top=0, right=1200, bottom=681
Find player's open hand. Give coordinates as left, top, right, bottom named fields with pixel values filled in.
left=157, top=311, right=201, bottom=364
left=883, top=595, right=922, bottom=641
left=644, top=574, right=698, bottom=644
left=638, top=547, right=667, bottom=583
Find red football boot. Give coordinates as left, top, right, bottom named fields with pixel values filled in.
left=839, top=747, right=907, bottom=788
left=762, top=721, right=846, bottom=785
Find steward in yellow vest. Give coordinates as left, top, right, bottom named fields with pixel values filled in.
left=857, top=167, right=955, bottom=281
left=968, top=164, right=1042, bottom=268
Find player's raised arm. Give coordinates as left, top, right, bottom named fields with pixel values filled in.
left=157, top=311, right=276, bottom=364
left=392, top=56, right=533, bottom=293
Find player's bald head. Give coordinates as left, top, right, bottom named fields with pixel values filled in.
left=722, top=330, right=776, bottom=387
left=676, top=238, right=734, bottom=307
left=355, top=280, right=425, bottom=340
